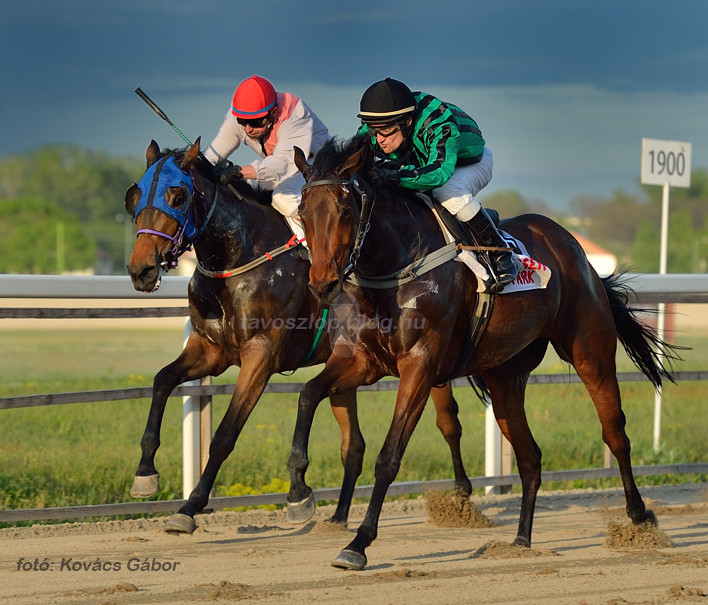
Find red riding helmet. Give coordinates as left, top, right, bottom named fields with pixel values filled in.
left=231, top=75, right=277, bottom=119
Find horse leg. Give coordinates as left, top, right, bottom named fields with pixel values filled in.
left=164, top=344, right=273, bottom=533
left=286, top=353, right=371, bottom=524
left=326, top=390, right=365, bottom=526
left=562, top=335, right=654, bottom=526
left=481, top=364, right=541, bottom=547
left=131, top=333, right=229, bottom=498
left=332, top=353, right=433, bottom=570
left=430, top=383, right=472, bottom=496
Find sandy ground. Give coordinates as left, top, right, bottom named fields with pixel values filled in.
left=1, top=483, right=707, bottom=605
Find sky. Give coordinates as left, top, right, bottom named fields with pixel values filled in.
left=2, top=0, right=708, bottom=212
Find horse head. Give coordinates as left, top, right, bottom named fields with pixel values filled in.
left=295, top=136, right=375, bottom=305
left=125, top=138, right=202, bottom=292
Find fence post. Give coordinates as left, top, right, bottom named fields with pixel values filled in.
left=485, top=395, right=514, bottom=494
left=484, top=396, right=501, bottom=494
left=182, top=319, right=200, bottom=498
left=200, top=377, right=212, bottom=476
left=181, top=318, right=213, bottom=499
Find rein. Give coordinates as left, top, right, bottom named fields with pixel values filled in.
left=196, top=234, right=305, bottom=278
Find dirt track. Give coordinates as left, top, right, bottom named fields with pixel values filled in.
left=1, top=483, right=707, bottom=604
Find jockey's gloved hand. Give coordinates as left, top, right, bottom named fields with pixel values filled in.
left=369, top=166, right=400, bottom=187
left=373, top=155, right=402, bottom=171
left=215, top=163, right=243, bottom=186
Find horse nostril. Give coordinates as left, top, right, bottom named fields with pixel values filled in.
left=322, top=280, right=340, bottom=301
left=308, top=279, right=340, bottom=305
left=307, top=283, right=318, bottom=298
left=138, top=265, right=156, bottom=281
left=128, top=263, right=157, bottom=289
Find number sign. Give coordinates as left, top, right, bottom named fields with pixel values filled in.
left=641, top=138, right=691, bottom=188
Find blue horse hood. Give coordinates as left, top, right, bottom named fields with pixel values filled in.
left=134, top=156, right=197, bottom=240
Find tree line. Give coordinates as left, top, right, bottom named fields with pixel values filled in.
left=0, top=145, right=143, bottom=274
left=479, top=170, right=708, bottom=273
left=0, top=144, right=707, bottom=274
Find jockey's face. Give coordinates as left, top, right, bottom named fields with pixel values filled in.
left=241, top=123, right=270, bottom=140
left=370, top=118, right=410, bottom=155
left=237, top=111, right=274, bottom=140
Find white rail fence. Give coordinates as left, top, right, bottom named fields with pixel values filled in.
left=1, top=273, right=708, bottom=523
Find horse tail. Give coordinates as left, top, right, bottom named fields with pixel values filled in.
left=602, top=272, right=683, bottom=390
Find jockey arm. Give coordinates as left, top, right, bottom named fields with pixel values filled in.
left=250, top=104, right=321, bottom=183
left=394, top=123, right=459, bottom=191
left=203, top=104, right=314, bottom=184
left=203, top=112, right=243, bottom=166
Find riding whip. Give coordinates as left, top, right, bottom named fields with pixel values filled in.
left=134, top=87, right=193, bottom=146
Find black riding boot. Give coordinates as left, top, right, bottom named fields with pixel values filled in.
left=463, top=210, right=521, bottom=293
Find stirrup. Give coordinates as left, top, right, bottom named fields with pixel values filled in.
left=487, top=253, right=522, bottom=293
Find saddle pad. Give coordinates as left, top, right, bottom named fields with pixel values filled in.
left=454, top=230, right=552, bottom=294
left=416, top=193, right=552, bottom=294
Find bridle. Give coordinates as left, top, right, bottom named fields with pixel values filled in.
left=132, top=156, right=217, bottom=270
left=301, top=174, right=376, bottom=279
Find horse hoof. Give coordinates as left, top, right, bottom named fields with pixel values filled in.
left=323, top=517, right=348, bottom=531
left=512, top=536, right=531, bottom=548
left=634, top=509, right=657, bottom=527
left=286, top=494, right=316, bottom=524
left=331, top=549, right=367, bottom=571
left=130, top=473, right=160, bottom=498
left=164, top=513, right=197, bottom=534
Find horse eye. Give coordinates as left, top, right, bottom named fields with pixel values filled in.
left=169, top=187, right=185, bottom=209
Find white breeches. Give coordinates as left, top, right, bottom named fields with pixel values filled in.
left=251, top=171, right=305, bottom=218
left=250, top=171, right=307, bottom=243
left=433, top=147, right=493, bottom=221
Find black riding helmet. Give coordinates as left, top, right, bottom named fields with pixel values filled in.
left=358, top=78, right=416, bottom=125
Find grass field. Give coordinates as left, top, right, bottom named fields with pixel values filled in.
left=1, top=310, right=707, bottom=517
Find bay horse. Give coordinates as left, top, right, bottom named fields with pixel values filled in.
left=286, top=135, right=680, bottom=570
left=124, top=138, right=473, bottom=533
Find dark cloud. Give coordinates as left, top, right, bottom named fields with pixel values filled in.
left=5, top=1, right=706, bottom=95
left=1, top=0, right=706, bottom=209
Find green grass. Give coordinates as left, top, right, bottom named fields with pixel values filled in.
left=0, top=321, right=706, bottom=518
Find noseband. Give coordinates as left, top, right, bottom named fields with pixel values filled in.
left=301, top=175, right=375, bottom=278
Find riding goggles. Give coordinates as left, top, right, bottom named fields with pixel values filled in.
left=365, top=123, right=402, bottom=139
left=237, top=115, right=271, bottom=128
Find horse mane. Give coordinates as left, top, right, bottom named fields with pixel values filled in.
left=314, top=135, right=437, bottom=217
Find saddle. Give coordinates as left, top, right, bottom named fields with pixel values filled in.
left=429, top=199, right=506, bottom=250
left=419, top=194, right=551, bottom=295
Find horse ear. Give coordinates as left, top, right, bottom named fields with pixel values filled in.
left=178, top=137, right=201, bottom=171
left=339, top=144, right=368, bottom=178
left=293, top=146, right=312, bottom=180
left=146, top=140, right=160, bottom=167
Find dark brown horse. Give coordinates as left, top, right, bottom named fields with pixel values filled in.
left=124, top=139, right=473, bottom=533
left=286, top=135, right=680, bottom=570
